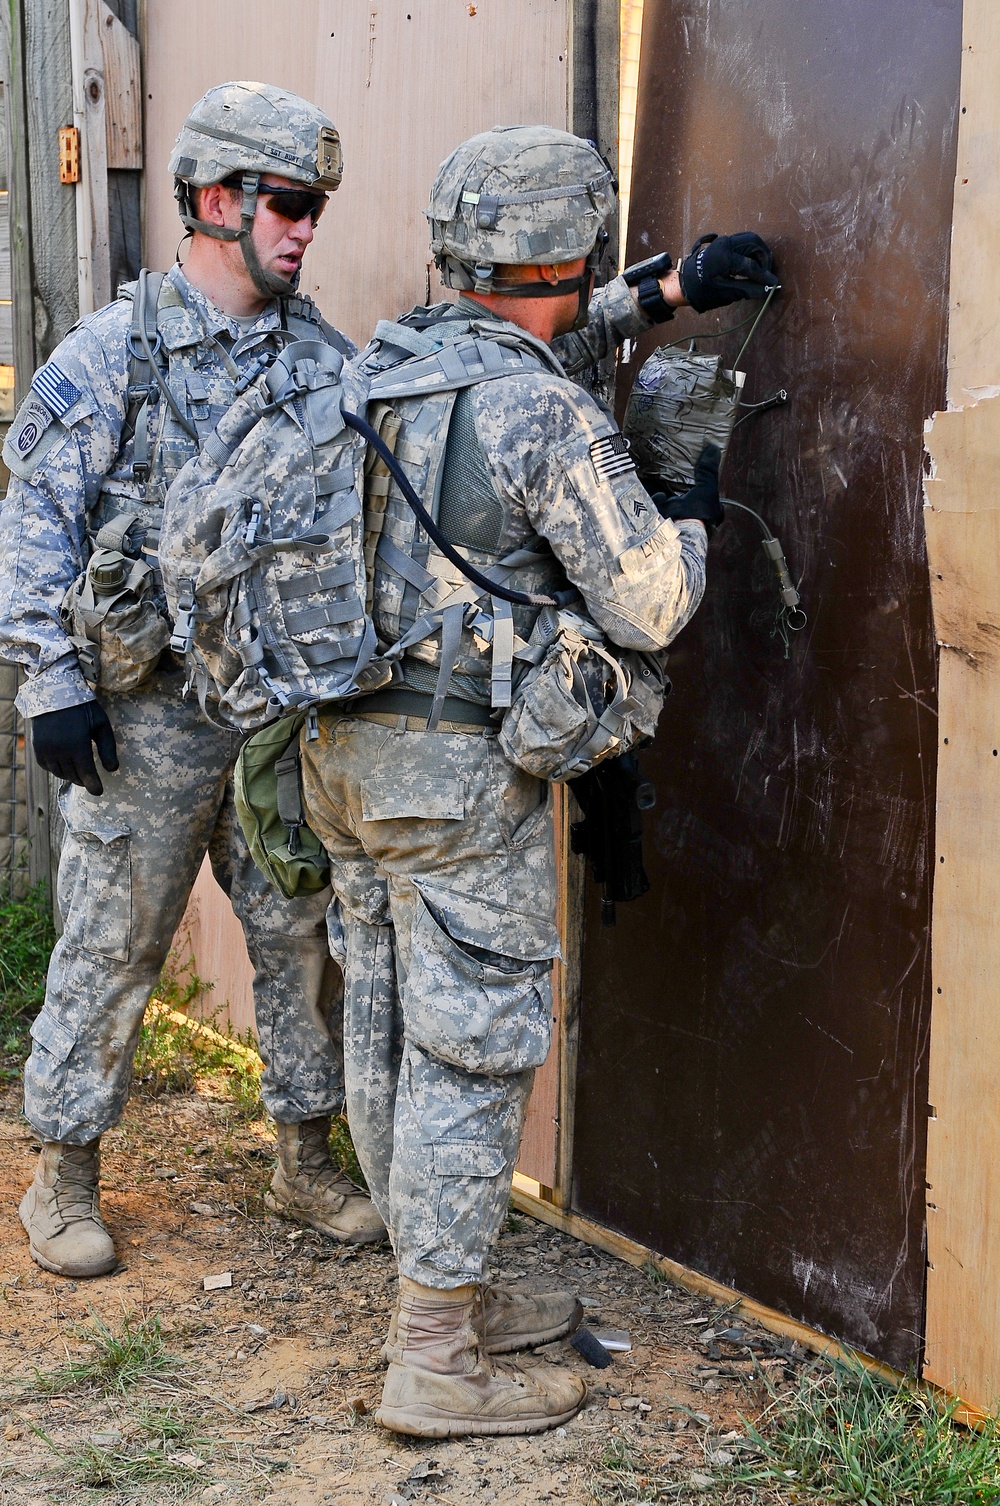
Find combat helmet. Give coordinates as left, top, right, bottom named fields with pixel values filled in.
left=425, top=125, right=617, bottom=323
left=169, top=81, right=343, bottom=300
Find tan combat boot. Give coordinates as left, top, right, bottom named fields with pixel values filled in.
left=382, top=1282, right=583, bottom=1361
left=19, top=1140, right=117, bottom=1278
left=264, top=1117, right=386, bottom=1244
left=376, top=1277, right=586, bottom=1438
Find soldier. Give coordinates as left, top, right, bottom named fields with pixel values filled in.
left=0, top=81, right=385, bottom=1280
left=291, top=126, right=777, bottom=1435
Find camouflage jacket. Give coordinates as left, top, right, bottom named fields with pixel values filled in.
left=0, top=265, right=353, bottom=718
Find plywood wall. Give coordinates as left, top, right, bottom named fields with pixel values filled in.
left=923, top=0, right=1000, bottom=1413
left=145, top=0, right=571, bottom=1184
left=144, top=0, right=571, bottom=347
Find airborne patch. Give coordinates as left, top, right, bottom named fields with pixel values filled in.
left=590, top=432, right=636, bottom=484
left=31, top=361, right=82, bottom=419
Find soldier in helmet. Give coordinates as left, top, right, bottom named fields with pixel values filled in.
left=290, top=126, right=777, bottom=1436
left=0, top=81, right=385, bottom=1280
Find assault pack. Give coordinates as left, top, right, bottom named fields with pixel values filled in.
left=159, top=314, right=667, bottom=761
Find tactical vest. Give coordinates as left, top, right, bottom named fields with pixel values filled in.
left=360, top=308, right=570, bottom=720
left=90, top=268, right=349, bottom=574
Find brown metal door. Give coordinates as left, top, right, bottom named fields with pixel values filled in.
left=572, top=0, right=961, bottom=1368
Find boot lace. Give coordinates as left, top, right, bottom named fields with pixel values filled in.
left=52, top=1145, right=102, bottom=1224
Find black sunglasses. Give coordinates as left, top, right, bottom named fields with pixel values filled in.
left=224, top=177, right=328, bottom=226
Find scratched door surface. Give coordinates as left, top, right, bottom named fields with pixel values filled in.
left=571, top=0, right=961, bottom=1367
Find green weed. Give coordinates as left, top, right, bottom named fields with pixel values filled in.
left=134, top=952, right=262, bottom=1113
left=34, top=1309, right=182, bottom=1396
left=725, top=1355, right=1000, bottom=1504
left=0, top=882, right=55, bottom=1065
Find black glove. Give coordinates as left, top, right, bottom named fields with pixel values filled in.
left=650, top=445, right=724, bottom=534
left=679, top=232, right=779, bottom=314
left=31, top=701, right=119, bottom=797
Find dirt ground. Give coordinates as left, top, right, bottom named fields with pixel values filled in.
left=0, top=1077, right=799, bottom=1505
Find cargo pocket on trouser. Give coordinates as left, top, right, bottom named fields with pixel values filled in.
left=57, top=801, right=133, bottom=963
left=404, top=879, right=561, bottom=1076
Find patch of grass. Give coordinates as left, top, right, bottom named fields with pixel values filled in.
left=34, top=1309, right=182, bottom=1396
left=134, top=952, right=262, bottom=1114
left=726, top=1355, right=1000, bottom=1505
left=589, top=1430, right=666, bottom=1504
left=36, top=1404, right=212, bottom=1494
left=0, top=882, right=56, bottom=1066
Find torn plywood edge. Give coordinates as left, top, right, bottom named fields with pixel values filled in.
left=924, top=395, right=1000, bottom=666
left=923, top=390, right=1000, bottom=1409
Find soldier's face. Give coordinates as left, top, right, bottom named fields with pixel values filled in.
left=247, top=174, right=318, bottom=283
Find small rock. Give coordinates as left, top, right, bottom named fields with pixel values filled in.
left=202, top=1486, right=229, bottom=1501
left=348, top=1394, right=368, bottom=1416
left=246, top=1323, right=267, bottom=1336
left=202, top=1272, right=233, bottom=1292
left=621, top=1397, right=643, bottom=1410
left=709, top=1448, right=734, bottom=1466
left=688, top=1473, right=714, bottom=1491
left=189, top=1202, right=217, bottom=1216
left=154, top=1167, right=179, bottom=1179
left=606, top=1397, right=621, bottom=1410
left=89, top=1431, right=122, bottom=1447
left=172, top=1451, right=207, bottom=1470
left=3, top=1425, right=22, bottom=1441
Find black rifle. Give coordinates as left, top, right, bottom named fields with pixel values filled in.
left=568, top=752, right=657, bottom=925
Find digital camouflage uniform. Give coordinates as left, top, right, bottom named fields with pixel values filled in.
left=0, top=264, right=350, bottom=1143
left=299, top=286, right=708, bottom=1288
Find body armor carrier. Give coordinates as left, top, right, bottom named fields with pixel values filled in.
left=360, top=307, right=569, bottom=723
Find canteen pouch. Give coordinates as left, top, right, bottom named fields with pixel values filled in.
left=233, top=712, right=330, bottom=900
left=499, top=609, right=668, bottom=782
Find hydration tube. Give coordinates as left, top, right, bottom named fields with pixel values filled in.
left=341, top=407, right=576, bottom=611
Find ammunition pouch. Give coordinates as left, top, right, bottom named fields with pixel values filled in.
left=61, top=515, right=171, bottom=693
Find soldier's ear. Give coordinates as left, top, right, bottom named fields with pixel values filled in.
left=195, top=181, right=233, bottom=228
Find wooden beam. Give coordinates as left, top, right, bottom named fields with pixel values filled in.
left=100, top=4, right=141, bottom=170
left=921, top=0, right=1000, bottom=1414
left=69, top=0, right=111, bottom=315
left=4, top=0, right=37, bottom=405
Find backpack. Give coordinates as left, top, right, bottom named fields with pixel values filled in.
left=160, top=340, right=391, bottom=731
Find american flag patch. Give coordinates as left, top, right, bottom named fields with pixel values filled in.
left=31, top=362, right=82, bottom=419
left=590, top=432, right=635, bottom=483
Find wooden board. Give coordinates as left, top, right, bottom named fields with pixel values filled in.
left=100, top=2, right=142, bottom=169
left=573, top=0, right=958, bottom=1371
left=70, top=0, right=112, bottom=313
left=143, top=0, right=571, bottom=347
left=921, top=0, right=1000, bottom=1411
left=171, top=855, right=256, bottom=1038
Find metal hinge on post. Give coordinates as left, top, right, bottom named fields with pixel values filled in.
left=58, top=125, right=80, bottom=184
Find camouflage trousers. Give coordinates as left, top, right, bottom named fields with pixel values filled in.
left=23, top=665, right=343, bottom=1145
left=300, top=712, right=560, bottom=1289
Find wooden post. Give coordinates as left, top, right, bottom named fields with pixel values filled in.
left=70, top=0, right=111, bottom=314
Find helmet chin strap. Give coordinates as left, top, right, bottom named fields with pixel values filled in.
left=173, top=173, right=300, bottom=301
left=439, top=239, right=603, bottom=331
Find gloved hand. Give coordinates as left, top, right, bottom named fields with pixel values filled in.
left=649, top=444, right=725, bottom=534
left=31, top=701, right=119, bottom=797
left=679, top=232, right=779, bottom=313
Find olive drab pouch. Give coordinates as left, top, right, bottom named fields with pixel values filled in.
left=232, top=712, right=330, bottom=900
left=60, top=514, right=171, bottom=693
left=622, top=346, right=745, bottom=495
left=498, top=608, right=669, bottom=782
left=159, top=340, right=391, bottom=732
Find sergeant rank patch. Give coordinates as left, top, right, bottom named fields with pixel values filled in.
left=590, top=432, right=635, bottom=484
left=31, top=361, right=82, bottom=419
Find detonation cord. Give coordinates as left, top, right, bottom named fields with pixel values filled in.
left=722, top=495, right=807, bottom=657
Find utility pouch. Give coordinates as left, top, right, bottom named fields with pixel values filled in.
left=499, top=609, right=668, bottom=782
left=233, top=712, right=330, bottom=900
left=623, top=346, right=744, bottom=494
left=60, top=514, right=171, bottom=693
